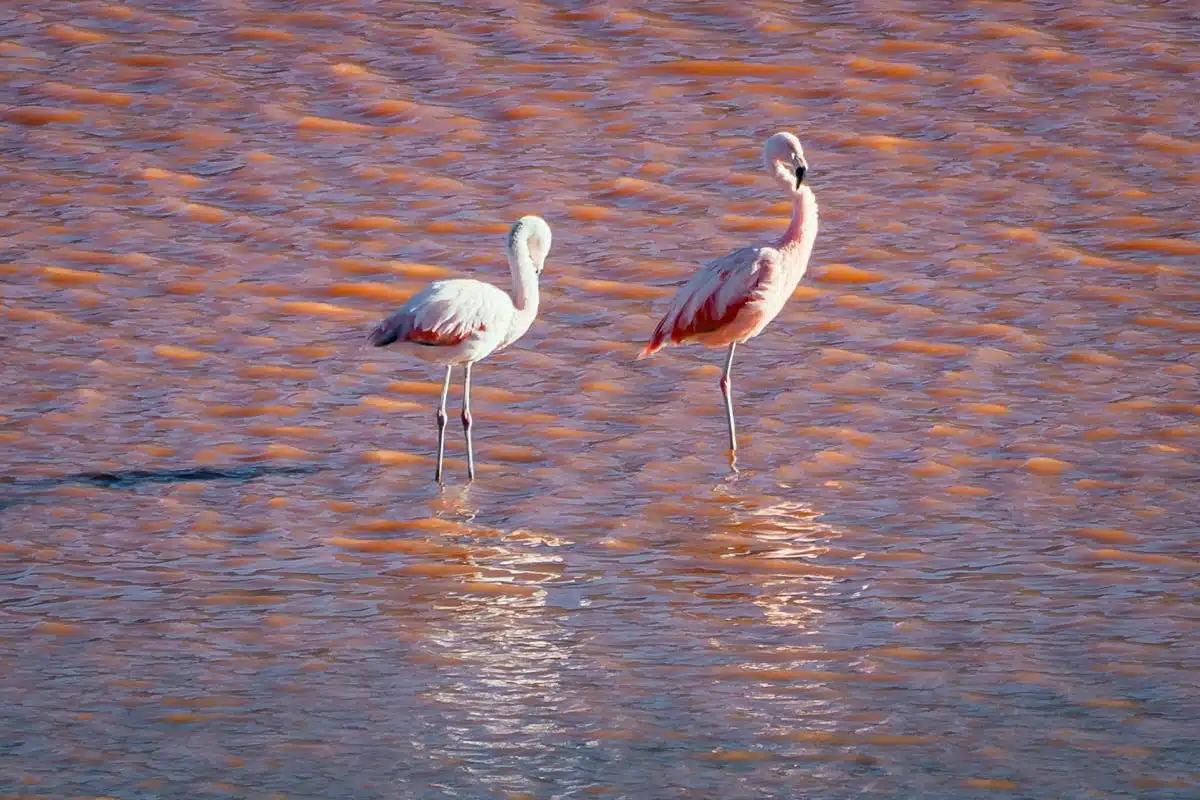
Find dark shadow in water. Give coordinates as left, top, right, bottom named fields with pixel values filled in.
left=0, top=464, right=325, bottom=511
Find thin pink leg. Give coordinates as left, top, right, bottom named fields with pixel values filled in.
left=719, top=343, right=737, bottom=452
left=435, top=365, right=452, bottom=484
left=462, top=362, right=475, bottom=482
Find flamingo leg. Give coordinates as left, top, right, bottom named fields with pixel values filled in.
left=435, top=365, right=452, bottom=483
left=719, top=343, right=738, bottom=452
left=462, top=362, right=476, bottom=482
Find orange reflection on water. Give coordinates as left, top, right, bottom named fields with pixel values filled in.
left=1, top=0, right=1198, bottom=796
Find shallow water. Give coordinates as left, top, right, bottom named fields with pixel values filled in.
left=1, top=1, right=1198, bottom=797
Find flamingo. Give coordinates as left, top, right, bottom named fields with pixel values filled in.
left=638, top=131, right=819, bottom=455
left=366, top=215, right=552, bottom=483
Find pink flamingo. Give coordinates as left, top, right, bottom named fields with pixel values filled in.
left=638, top=132, right=819, bottom=454
left=366, top=215, right=552, bottom=483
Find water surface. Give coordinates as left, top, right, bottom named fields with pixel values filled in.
left=1, top=1, right=1198, bottom=797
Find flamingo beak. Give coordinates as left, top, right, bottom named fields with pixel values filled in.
left=795, top=163, right=807, bottom=188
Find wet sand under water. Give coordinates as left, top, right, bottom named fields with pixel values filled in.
left=1, top=1, right=1198, bottom=797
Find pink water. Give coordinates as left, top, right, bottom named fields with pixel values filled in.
left=1, top=1, right=1198, bottom=797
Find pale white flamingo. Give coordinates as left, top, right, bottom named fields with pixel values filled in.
left=366, top=215, right=552, bottom=483
left=638, top=131, right=819, bottom=454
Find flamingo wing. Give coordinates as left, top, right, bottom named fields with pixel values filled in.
left=640, top=246, right=782, bottom=358
left=367, top=279, right=511, bottom=348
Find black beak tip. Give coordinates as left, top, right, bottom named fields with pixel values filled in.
left=795, top=165, right=807, bottom=188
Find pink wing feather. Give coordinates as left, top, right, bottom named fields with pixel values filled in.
left=367, top=279, right=508, bottom=349
left=639, top=246, right=781, bottom=358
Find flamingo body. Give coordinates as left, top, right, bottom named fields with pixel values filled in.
left=368, top=278, right=520, bottom=365
left=639, top=132, right=819, bottom=455
left=366, top=215, right=552, bottom=483
left=640, top=245, right=787, bottom=356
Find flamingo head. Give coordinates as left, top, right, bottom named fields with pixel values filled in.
left=764, top=131, right=808, bottom=194
left=507, top=215, right=552, bottom=276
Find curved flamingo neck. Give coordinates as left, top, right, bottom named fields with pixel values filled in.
left=778, top=186, right=818, bottom=276
left=507, top=235, right=540, bottom=314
